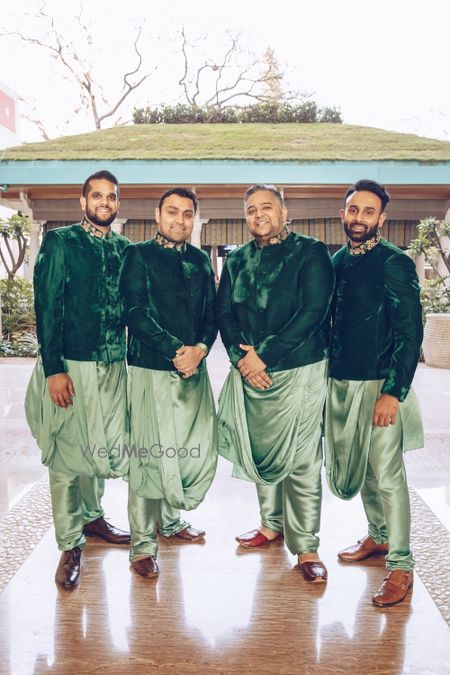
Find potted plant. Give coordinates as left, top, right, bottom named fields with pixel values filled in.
left=408, top=217, right=450, bottom=368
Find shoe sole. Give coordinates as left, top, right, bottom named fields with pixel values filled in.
left=171, top=533, right=205, bottom=543
left=83, top=533, right=131, bottom=545
left=236, top=535, right=283, bottom=548
left=303, top=575, right=328, bottom=584
left=237, top=541, right=270, bottom=548
left=55, top=579, right=80, bottom=589
left=130, top=566, right=159, bottom=579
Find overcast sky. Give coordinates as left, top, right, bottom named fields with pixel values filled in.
left=1, top=0, right=449, bottom=143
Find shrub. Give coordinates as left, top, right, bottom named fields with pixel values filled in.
left=408, top=217, right=450, bottom=315
left=0, top=277, right=36, bottom=340
left=132, top=101, right=342, bottom=125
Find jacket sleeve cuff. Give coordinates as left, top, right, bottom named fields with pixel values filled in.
left=164, top=336, right=184, bottom=361
left=42, top=355, right=68, bottom=378
left=195, top=342, right=209, bottom=356
left=228, top=344, right=245, bottom=366
left=381, top=381, right=409, bottom=403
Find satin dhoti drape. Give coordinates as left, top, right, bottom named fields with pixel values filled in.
left=218, top=360, right=327, bottom=554
left=25, top=358, right=129, bottom=550
left=324, top=378, right=424, bottom=571
left=127, top=364, right=217, bottom=560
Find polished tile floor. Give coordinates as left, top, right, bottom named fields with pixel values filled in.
left=1, top=344, right=449, bottom=674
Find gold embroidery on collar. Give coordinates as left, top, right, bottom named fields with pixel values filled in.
left=80, top=218, right=112, bottom=239
left=349, top=233, right=381, bottom=255
left=154, top=231, right=185, bottom=250
left=267, top=226, right=290, bottom=246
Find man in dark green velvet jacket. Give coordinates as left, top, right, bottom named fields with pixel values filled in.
left=324, top=179, right=424, bottom=607
left=217, top=184, right=335, bottom=583
left=25, top=170, right=131, bottom=589
left=120, top=187, right=218, bottom=579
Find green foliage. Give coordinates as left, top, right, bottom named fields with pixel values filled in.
left=408, top=217, right=450, bottom=314
left=132, top=101, right=342, bottom=125
left=420, top=278, right=450, bottom=314
left=0, top=277, right=36, bottom=340
left=0, top=333, right=38, bottom=357
left=0, top=213, right=30, bottom=238
left=0, top=212, right=30, bottom=279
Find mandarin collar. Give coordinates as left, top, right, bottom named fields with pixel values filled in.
left=154, top=231, right=186, bottom=251
left=80, top=218, right=112, bottom=239
left=348, top=232, right=381, bottom=256
left=254, top=225, right=290, bottom=249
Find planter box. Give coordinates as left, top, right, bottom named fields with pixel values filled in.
left=423, top=313, right=450, bottom=369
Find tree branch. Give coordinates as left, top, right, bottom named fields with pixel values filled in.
left=98, top=28, right=156, bottom=125
left=178, top=27, right=193, bottom=105
left=0, top=241, right=12, bottom=276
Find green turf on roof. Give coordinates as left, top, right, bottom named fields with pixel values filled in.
left=2, top=124, right=450, bottom=162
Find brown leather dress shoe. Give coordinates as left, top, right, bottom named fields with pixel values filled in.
left=236, top=529, right=283, bottom=548
left=298, top=560, right=328, bottom=583
left=338, top=535, right=389, bottom=562
left=55, top=547, right=82, bottom=589
left=172, top=526, right=205, bottom=542
left=83, top=517, right=130, bottom=545
left=372, top=570, right=413, bottom=606
left=131, top=556, right=159, bottom=579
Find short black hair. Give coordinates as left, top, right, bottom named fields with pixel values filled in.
left=244, top=184, right=284, bottom=207
left=82, top=170, right=120, bottom=198
left=344, top=179, right=390, bottom=211
left=158, top=187, right=199, bottom=213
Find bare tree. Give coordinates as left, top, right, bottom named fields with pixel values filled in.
left=177, top=28, right=300, bottom=108
left=0, top=2, right=157, bottom=137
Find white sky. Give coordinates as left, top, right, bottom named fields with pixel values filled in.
left=1, top=0, right=450, bottom=143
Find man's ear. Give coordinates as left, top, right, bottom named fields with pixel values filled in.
left=80, top=195, right=86, bottom=212
left=340, top=207, right=345, bottom=224
left=378, top=212, right=387, bottom=229
left=155, top=207, right=160, bottom=224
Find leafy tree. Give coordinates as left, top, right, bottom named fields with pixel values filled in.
left=0, top=213, right=30, bottom=279
left=408, top=217, right=450, bottom=313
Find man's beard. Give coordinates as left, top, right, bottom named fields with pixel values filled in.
left=86, top=206, right=117, bottom=228
left=344, top=220, right=379, bottom=244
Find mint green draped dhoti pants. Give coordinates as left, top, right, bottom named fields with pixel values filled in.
left=218, top=360, right=328, bottom=555
left=25, top=358, right=129, bottom=551
left=126, top=364, right=218, bottom=562
left=324, top=378, right=424, bottom=571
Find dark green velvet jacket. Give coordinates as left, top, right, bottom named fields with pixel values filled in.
left=217, top=232, right=335, bottom=370
left=34, top=223, right=130, bottom=378
left=329, top=238, right=423, bottom=401
left=119, top=239, right=217, bottom=371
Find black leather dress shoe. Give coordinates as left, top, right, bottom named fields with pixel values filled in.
left=55, top=547, right=82, bottom=589
left=131, top=556, right=159, bottom=579
left=83, top=517, right=130, bottom=545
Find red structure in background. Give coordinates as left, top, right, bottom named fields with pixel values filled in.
left=0, top=90, right=16, bottom=133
